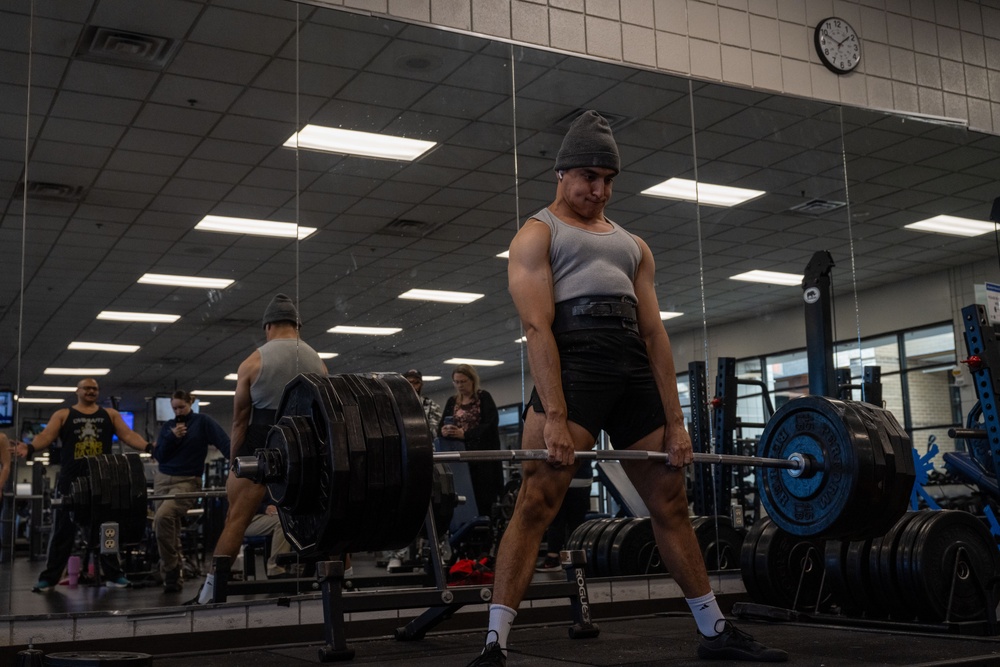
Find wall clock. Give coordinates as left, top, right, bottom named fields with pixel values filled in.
left=815, top=17, right=861, bottom=74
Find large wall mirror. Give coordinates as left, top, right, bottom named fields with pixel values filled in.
left=2, top=0, right=997, bottom=622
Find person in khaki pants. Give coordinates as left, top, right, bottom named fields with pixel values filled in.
left=152, top=390, right=230, bottom=592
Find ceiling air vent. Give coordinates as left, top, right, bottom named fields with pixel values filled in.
left=379, top=219, right=441, bottom=238
left=16, top=180, right=85, bottom=202
left=789, top=199, right=846, bottom=215
left=76, top=26, right=179, bottom=70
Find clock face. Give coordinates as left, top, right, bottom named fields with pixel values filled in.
left=815, top=17, right=861, bottom=74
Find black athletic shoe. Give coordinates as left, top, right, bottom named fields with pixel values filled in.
left=466, top=642, right=506, bottom=667
left=698, top=621, right=788, bottom=662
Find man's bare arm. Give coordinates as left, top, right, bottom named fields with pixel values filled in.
left=508, top=219, right=575, bottom=465
left=0, top=433, right=11, bottom=489
left=109, top=408, right=150, bottom=452
left=230, top=351, right=260, bottom=458
left=15, top=410, right=67, bottom=458
left=632, top=235, right=693, bottom=466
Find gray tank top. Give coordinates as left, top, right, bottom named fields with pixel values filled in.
left=533, top=207, right=641, bottom=303
left=251, top=338, right=326, bottom=409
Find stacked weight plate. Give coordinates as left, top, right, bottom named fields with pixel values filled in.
left=756, top=396, right=914, bottom=541
left=268, top=372, right=433, bottom=556
left=64, top=453, right=148, bottom=544
left=740, top=517, right=831, bottom=611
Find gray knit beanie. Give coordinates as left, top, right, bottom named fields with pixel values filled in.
left=554, top=110, right=620, bottom=174
left=262, top=293, right=300, bottom=328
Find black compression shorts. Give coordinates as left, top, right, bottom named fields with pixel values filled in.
left=527, top=329, right=666, bottom=447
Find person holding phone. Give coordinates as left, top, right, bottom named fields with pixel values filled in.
left=152, top=390, right=230, bottom=593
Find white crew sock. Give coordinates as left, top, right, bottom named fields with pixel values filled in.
left=198, top=573, right=215, bottom=604
left=686, top=591, right=726, bottom=637
left=486, top=603, right=517, bottom=654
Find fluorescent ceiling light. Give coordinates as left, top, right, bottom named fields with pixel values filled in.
left=68, top=341, right=140, bottom=353
left=16, top=397, right=65, bottom=404
left=398, top=288, right=484, bottom=304
left=224, top=373, right=238, bottom=381
left=317, top=352, right=339, bottom=359
left=26, top=385, right=78, bottom=392
left=195, top=215, right=317, bottom=240
left=660, top=311, right=683, bottom=320
left=284, top=124, right=436, bottom=161
left=327, top=325, right=401, bottom=335
left=444, top=358, right=504, bottom=367
left=422, top=375, right=442, bottom=382
left=198, top=401, right=211, bottom=406
left=138, top=273, right=234, bottom=289
left=44, top=367, right=110, bottom=375
left=191, top=390, right=236, bottom=396
left=730, top=270, right=803, bottom=286
left=496, top=250, right=509, bottom=259
left=641, top=177, right=765, bottom=207
left=905, top=215, right=997, bottom=237
left=97, top=311, right=180, bottom=323
left=515, top=336, right=526, bottom=343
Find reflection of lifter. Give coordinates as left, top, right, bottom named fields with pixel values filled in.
left=152, top=390, right=230, bottom=593
left=15, top=378, right=151, bottom=592
left=192, top=294, right=327, bottom=604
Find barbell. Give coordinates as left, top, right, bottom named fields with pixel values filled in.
left=230, top=373, right=915, bottom=556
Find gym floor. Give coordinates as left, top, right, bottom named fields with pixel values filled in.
left=4, top=552, right=1000, bottom=665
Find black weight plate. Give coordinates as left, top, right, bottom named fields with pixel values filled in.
left=609, top=517, right=666, bottom=576
left=340, top=374, right=389, bottom=551
left=273, top=374, right=345, bottom=555
left=69, top=476, right=91, bottom=527
left=116, top=455, right=130, bottom=517
left=106, top=454, right=122, bottom=512
left=740, top=517, right=771, bottom=605
left=911, top=510, right=1000, bottom=622
left=356, top=375, right=404, bottom=549
left=308, top=376, right=353, bottom=552
left=895, top=509, right=937, bottom=616
left=873, top=510, right=922, bottom=620
left=85, top=457, right=103, bottom=526
left=756, top=396, right=870, bottom=539
left=754, top=520, right=830, bottom=611
left=581, top=518, right=616, bottom=577
left=571, top=519, right=607, bottom=576
left=594, top=517, right=631, bottom=577
left=844, top=537, right=882, bottom=616
left=96, top=455, right=113, bottom=510
left=695, top=515, right=743, bottom=571
left=373, top=373, right=434, bottom=553
left=835, top=406, right=880, bottom=534
left=44, top=651, right=152, bottom=666
left=121, top=454, right=148, bottom=543
left=868, top=404, right=915, bottom=537
left=326, top=374, right=370, bottom=551
left=823, top=539, right=860, bottom=614
left=567, top=519, right=598, bottom=551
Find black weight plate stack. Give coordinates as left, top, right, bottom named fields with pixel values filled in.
left=580, top=518, right=616, bottom=577
left=123, top=453, right=148, bottom=544
left=910, top=510, right=1000, bottom=622
left=566, top=518, right=599, bottom=552
left=594, top=517, right=631, bottom=577
left=96, top=455, right=113, bottom=516
left=836, top=405, right=881, bottom=536
left=272, top=373, right=347, bottom=555
left=693, top=515, right=743, bottom=571
left=373, top=373, right=434, bottom=553
left=844, top=537, right=882, bottom=617
left=326, top=374, right=370, bottom=552
left=310, top=374, right=353, bottom=552
left=609, top=517, right=666, bottom=576
left=86, top=457, right=104, bottom=527
left=754, top=520, right=830, bottom=611
left=340, top=374, right=392, bottom=551
left=894, top=509, right=938, bottom=617
left=855, top=401, right=914, bottom=538
left=756, top=396, right=871, bottom=539
left=823, top=539, right=860, bottom=614
left=68, top=475, right=91, bottom=528
left=739, top=517, right=771, bottom=604
left=108, top=455, right=123, bottom=513
left=871, top=510, right=923, bottom=620
left=358, top=375, right=406, bottom=549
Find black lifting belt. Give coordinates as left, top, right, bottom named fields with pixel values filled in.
left=552, top=295, right=639, bottom=335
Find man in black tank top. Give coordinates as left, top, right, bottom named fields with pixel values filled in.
left=467, top=112, right=786, bottom=665
left=16, top=378, right=152, bottom=592
left=190, top=294, right=328, bottom=604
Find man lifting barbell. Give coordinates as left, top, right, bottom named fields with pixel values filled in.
left=469, top=111, right=788, bottom=664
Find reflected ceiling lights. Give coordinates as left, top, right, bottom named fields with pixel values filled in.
left=318, top=352, right=339, bottom=359
left=44, top=367, right=110, bottom=375
left=68, top=341, right=140, bottom=353
left=730, top=270, right=803, bottom=286
left=444, top=358, right=504, bottom=366
left=496, top=250, right=509, bottom=259
left=138, top=273, right=234, bottom=289
left=97, top=311, right=180, bottom=323
left=16, top=397, right=65, bottom=404
left=192, top=390, right=236, bottom=396
left=224, top=374, right=238, bottom=381
left=660, top=311, right=683, bottom=320
left=398, top=288, right=484, bottom=304
left=195, top=215, right=317, bottom=240
left=641, top=178, right=765, bottom=207
left=905, top=215, right=997, bottom=237
left=328, top=325, right=402, bottom=335
left=422, top=375, right=442, bottom=381
left=26, top=385, right=78, bottom=392
left=283, top=125, right=436, bottom=161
